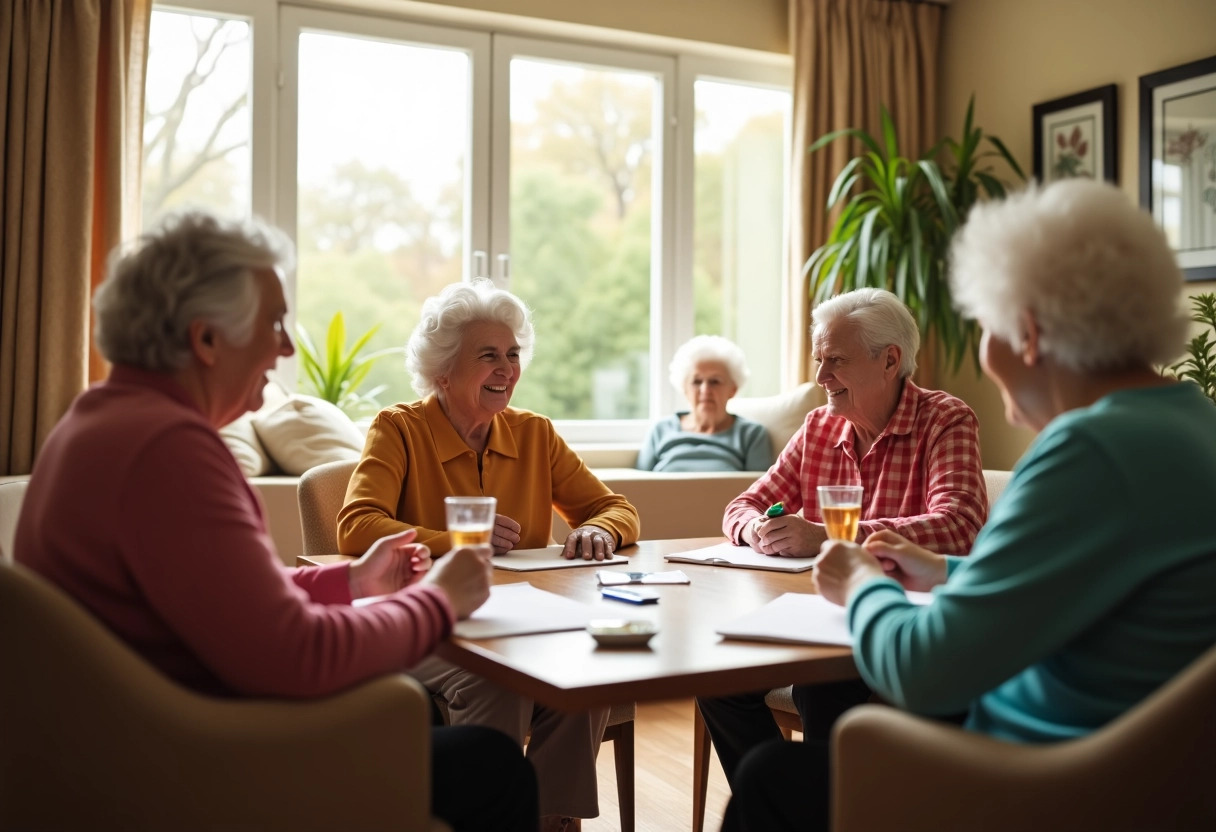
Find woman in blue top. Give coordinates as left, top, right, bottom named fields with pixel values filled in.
left=637, top=335, right=774, bottom=472
left=724, top=179, right=1216, bottom=831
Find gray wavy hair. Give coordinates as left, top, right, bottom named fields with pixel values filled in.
left=668, top=335, right=751, bottom=392
left=406, top=278, right=535, bottom=397
left=93, top=212, right=292, bottom=372
left=951, top=179, right=1187, bottom=372
left=811, top=288, right=920, bottom=378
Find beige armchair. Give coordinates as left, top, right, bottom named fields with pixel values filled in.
left=0, top=558, right=448, bottom=832
left=298, top=458, right=637, bottom=832
left=692, top=468, right=1015, bottom=832
left=833, top=638, right=1216, bottom=831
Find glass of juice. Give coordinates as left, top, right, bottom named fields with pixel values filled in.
left=444, top=496, right=496, bottom=548
left=816, top=485, right=863, bottom=541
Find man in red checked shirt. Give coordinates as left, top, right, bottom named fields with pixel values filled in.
left=700, top=287, right=988, bottom=793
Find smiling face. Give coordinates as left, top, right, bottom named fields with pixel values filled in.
left=437, top=320, right=521, bottom=426
left=812, top=320, right=901, bottom=436
left=211, top=267, right=294, bottom=426
left=683, top=360, right=737, bottom=427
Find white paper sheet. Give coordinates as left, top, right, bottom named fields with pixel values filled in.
left=664, top=541, right=817, bottom=573
left=716, top=590, right=934, bottom=646
left=596, top=569, right=690, bottom=585
left=452, top=582, right=598, bottom=639
left=492, top=545, right=629, bottom=572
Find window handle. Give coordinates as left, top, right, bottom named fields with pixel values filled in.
left=473, top=250, right=488, bottom=279
left=496, top=253, right=511, bottom=282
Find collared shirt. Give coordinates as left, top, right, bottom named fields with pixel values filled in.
left=723, top=380, right=987, bottom=554
left=337, top=396, right=641, bottom=555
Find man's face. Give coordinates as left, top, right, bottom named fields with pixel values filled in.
left=812, top=320, right=899, bottom=430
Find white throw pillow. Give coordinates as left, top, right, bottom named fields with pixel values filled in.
left=218, top=411, right=273, bottom=477
left=252, top=394, right=366, bottom=476
left=730, top=381, right=821, bottom=453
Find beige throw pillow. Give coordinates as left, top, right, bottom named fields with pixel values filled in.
left=219, top=412, right=273, bottom=478
left=730, top=381, right=821, bottom=454
left=252, top=395, right=366, bottom=476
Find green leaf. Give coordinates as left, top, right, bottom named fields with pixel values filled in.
left=293, top=311, right=406, bottom=417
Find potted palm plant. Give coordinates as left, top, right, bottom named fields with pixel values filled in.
left=804, top=97, right=1025, bottom=372
left=295, top=312, right=404, bottom=418
left=1168, top=293, right=1216, bottom=406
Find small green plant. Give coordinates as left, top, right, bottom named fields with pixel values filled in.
left=295, top=312, right=404, bottom=417
left=1169, top=293, right=1216, bottom=406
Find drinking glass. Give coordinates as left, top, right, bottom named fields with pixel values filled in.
left=817, top=485, right=863, bottom=541
left=444, top=496, right=496, bottom=547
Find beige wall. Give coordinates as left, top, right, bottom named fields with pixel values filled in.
left=396, top=0, right=789, bottom=53
left=937, top=0, right=1216, bottom=470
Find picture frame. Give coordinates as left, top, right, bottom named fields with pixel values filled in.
left=1033, top=84, right=1117, bottom=185
left=1139, top=54, right=1216, bottom=282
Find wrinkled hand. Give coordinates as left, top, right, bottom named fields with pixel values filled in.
left=747, top=514, right=827, bottom=558
left=862, top=530, right=948, bottom=592
left=490, top=514, right=522, bottom=555
left=812, top=539, right=885, bottom=606
left=424, top=545, right=493, bottom=619
left=562, top=525, right=616, bottom=560
left=349, top=529, right=432, bottom=599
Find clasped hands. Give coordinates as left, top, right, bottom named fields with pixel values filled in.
left=486, top=513, right=615, bottom=560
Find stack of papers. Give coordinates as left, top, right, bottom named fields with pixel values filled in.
left=492, top=545, right=629, bottom=572
left=453, top=583, right=598, bottom=639
left=664, top=541, right=817, bottom=573
left=716, top=590, right=934, bottom=646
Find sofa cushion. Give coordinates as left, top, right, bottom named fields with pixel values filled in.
left=252, top=395, right=365, bottom=476
left=219, top=412, right=273, bottom=478
left=729, top=381, right=820, bottom=454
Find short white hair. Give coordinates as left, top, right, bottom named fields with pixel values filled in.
left=93, top=211, right=292, bottom=372
left=668, top=335, right=751, bottom=392
left=811, top=288, right=919, bottom=378
left=950, top=180, right=1187, bottom=372
left=406, top=278, right=535, bottom=397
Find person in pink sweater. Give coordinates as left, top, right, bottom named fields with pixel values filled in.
left=14, top=211, right=538, bottom=832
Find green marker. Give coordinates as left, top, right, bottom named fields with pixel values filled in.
left=765, top=502, right=785, bottom=518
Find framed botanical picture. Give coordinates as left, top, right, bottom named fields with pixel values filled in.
left=1140, top=55, right=1216, bottom=282
left=1032, top=84, right=1117, bottom=184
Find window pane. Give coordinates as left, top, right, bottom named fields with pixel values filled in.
left=693, top=79, right=789, bottom=397
left=294, top=32, right=469, bottom=413
left=142, top=9, right=251, bottom=227
left=507, top=59, right=656, bottom=420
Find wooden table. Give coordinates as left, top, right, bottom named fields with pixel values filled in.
left=303, top=538, right=858, bottom=712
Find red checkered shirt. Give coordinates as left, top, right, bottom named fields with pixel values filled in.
left=723, top=380, right=987, bottom=555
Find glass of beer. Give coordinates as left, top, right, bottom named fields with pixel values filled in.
left=817, top=485, right=863, bottom=541
left=444, top=496, right=496, bottom=548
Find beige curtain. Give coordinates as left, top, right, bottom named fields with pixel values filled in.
left=0, top=0, right=150, bottom=476
left=786, top=0, right=943, bottom=386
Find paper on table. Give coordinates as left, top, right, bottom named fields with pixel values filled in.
left=492, top=545, right=629, bottom=572
left=453, top=582, right=597, bottom=639
left=716, top=590, right=934, bottom=647
left=596, top=569, right=690, bottom=585
left=664, top=541, right=816, bottom=573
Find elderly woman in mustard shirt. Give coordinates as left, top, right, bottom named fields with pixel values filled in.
left=337, top=278, right=639, bottom=832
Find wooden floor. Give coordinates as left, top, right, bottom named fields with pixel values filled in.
left=584, top=699, right=732, bottom=832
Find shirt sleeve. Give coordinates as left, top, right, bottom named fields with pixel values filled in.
left=722, top=421, right=808, bottom=542
left=123, top=424, right=454, bottom=698
left=845, top=427, right=1135, bottom=715
left=741, top=419, right=775, bottom=471
left=336, top=411, right=431, bottom=555
left=549, top=424, right=641, bottom=546
left=856, top=407, right=987, bottom=555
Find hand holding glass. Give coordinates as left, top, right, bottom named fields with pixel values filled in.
left=444, top=496, right=496, bottom=548
left=817, top=485, right=862, bottom=541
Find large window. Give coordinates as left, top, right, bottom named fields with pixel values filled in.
left=144, top=2, right=790, bottom=438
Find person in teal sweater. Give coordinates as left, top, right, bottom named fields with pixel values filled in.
left=723, top=179, right=1216, bottom=831
left=637, top=335, right=774, bottom=472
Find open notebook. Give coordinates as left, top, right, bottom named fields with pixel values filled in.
left=664, top=541, right=817, bottom=573
left=717, top=590, right=934, bottom=647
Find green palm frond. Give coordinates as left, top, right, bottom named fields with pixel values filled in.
left=806, top=95, right=1026, bottom=374
left=294, top=311, right=405, bottom=417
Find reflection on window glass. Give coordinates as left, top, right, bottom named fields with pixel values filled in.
left=693, top=79, right=789, bottom=398
left=295, top=32, right=469, bottom=411
left=507, top=58, right=656, bottom=420
left=142, top=9, right=251, bottom=227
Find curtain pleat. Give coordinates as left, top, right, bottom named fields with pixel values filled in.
left=0, top=0, right=149, bottom=476
left=786, top=0, right=942, bottom=386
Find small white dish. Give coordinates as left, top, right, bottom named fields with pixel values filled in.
left=587, top=619, right=657, bottom=648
